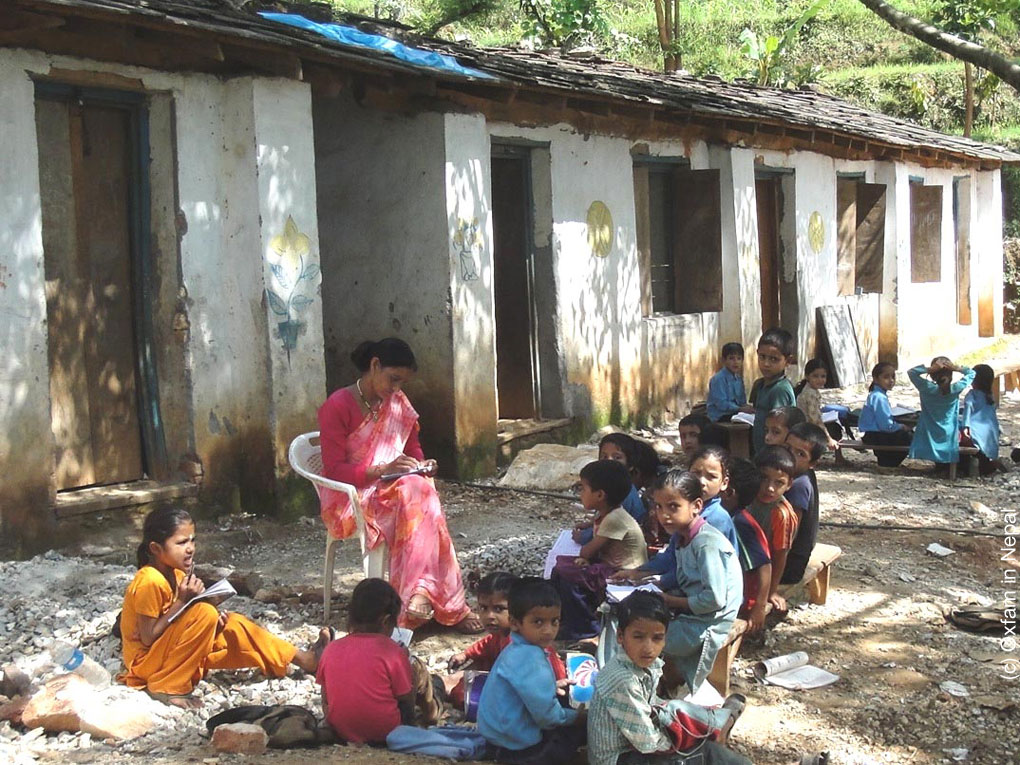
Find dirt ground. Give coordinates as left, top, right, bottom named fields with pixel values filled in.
left=4, top=355, right=1020, bottom=764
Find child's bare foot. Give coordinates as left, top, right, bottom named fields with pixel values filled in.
left=147, top=691, right=203, bottom=710
left=293, top=627, right=333, bottom=673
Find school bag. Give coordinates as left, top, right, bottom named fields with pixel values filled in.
left=386, top=724, right=490, bottom=759
left=206, top=705, right=335, bottom=748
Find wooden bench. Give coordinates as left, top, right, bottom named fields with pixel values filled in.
left=716, top=421, right=752, bottom=459
left=993, top=363, right=1020, bottom=405
left=836, top=440, right=979, bottom=480
left=707, top=543, right=842, bottom=696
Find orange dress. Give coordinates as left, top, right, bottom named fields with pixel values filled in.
left=318, top=388, right=469, bottom=628
left=120, top=566, right=296, bottom=695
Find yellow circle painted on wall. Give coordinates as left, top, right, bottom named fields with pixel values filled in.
left=586, top=201, right=614, bottom=258
left=808, top=211, right=825, bottom=254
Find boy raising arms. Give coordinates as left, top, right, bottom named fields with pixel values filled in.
left=751, top=328, right=797, bottom=454
left=782, top=423, right=826, bottom=586
left=748, top=446, right=799, bottom=612
left=588, top=591, right=751, bottom=765
left=477, top=578, right=586, bottom=764
left=707, top=342, right=748, bottom=423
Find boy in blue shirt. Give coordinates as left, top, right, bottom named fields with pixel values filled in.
left=782, top=423, right=826, bottom=585
left=751, top=328, right=797, bottom=454
left=477, top=578, right=586, bottom=764
left=707, top=342, right=748, bottom=422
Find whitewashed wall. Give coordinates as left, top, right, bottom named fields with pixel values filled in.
left=0, top=48, right=324, bottom=541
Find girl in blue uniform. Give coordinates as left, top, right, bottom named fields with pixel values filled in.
left=859, top=362, right=912, bottom=467
left=907, top=357, right=975, bottom=475
left=961, top=364, right=1001, bottom=475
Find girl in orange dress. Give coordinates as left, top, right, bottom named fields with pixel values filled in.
left=318, top=338, right=482, bottom=633
left=120, top=507, right=330, bottom=707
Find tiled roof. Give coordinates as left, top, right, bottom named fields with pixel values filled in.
left=18, top=0, right=1020, bottom=163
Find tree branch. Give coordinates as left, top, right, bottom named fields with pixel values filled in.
left=856, top=0, right=1020, bottom=93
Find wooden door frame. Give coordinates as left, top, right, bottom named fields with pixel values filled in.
left=35, top=81, right=168, bottom=481
left=491, top=141, right=542, bottom=418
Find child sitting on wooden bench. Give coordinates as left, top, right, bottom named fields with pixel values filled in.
left=719, top=457, right=772, bottom=635
left=616, top=470, right=743, bottom=695
left=707, top=342, right=748, bottom=423
left=782, top=423, right=826, bottom=587
left=858, top=362, right=913, bottom=467
left=747, top=446, right=800, bottom=613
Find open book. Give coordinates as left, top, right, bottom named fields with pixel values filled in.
left=543, top=529, right=582, bottom=578
left=752, top=651, right=839, bottom=690
left=731, top=411, right=755, bottom=426
left=605, top=581, right=663, bottom=603
left=391, top=627, right=414, bottom=648
left=167, top=578, right=237, bottom=623
left=380, top=466, right=430, bottom=481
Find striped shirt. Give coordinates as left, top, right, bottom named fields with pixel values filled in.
left=588, top=654, right=673, bottom=765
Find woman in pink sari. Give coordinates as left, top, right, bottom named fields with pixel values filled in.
left=318, top=338, right=482, bottom=633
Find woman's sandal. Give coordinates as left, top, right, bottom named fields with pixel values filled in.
left=406, top=595, right=435, bottom=624
left=453, top=611, right=486, bottom=634
left=946, top=606, right=1006, bottom=634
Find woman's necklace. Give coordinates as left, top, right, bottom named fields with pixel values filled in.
left=356, top=378, right=381, bottom=421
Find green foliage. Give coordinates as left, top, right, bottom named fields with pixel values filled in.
left=518, top=0, right=608, bottom=46
left=738, top=0, right=830, bottom=85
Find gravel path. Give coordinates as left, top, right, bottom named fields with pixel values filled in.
left=2, top=374, right=1018, bottom=764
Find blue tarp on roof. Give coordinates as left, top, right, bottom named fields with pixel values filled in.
left=258, top=12, right=495, bottom=80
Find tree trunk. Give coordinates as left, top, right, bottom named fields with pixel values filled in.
left=653, top=0, right=676, bottom=72
left=856, top=0, right=1020, bottom=93
left=964, top=62, right=974, bottom=138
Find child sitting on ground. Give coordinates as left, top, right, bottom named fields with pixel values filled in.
left=318, top=578, right=441, bottom=743
left=617, top=471, right=743, bottom=695
left=477, top=578, right=586, bottom=764
left=764, top=406, right=807, bottom=447
left=859, top=362, right=912, bottom=467
left=962, top=364, right=1002, bottom=475
left=719, top=458, right=772, bottom=635
left=795, top=359, right=840, bottom=449
left=747, top=446, right=800, bottom=612
left=447, top=572, right=566, bottom=706
left=751, top=329, right=797, bottom=455
left=707, top=342, right=748, bottom=422
left=556, top=460, right=648, bottom=640
left=908, top=357, right=976, bottom=475
left=782, top=423, right=826, bottom=586
left=588, top=590, right=751, bottom=765
left=120, top=507, right=328, bottom=708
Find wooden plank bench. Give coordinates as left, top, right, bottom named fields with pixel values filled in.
left=837, top=440, right=979, bottom=480
left=716, top=421, right=752, bottom=459
left=707, top=543, right=842, bottom=696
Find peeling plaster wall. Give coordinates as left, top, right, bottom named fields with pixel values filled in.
left=0, top=49, right=326, bottom=543
left=444, top=113, right=498, bottom=477
left=252, top=79, right=326, bottom=474
left=313, top=92, right=457, bottom=469
left=0, top=49, right=53, bottom=548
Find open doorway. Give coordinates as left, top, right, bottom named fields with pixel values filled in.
left=490, top=142, right=563, bottom=433
left=35, top=84, right=165, bottom=491
left=755, top=171, right=799, bottom=343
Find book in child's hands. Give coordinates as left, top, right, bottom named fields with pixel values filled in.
left=565, top=652, right=598, bottom=708
left=752, top=651, right=839, bottom=690
left=542, top=529, right=583, bottom=579
left=391, top=627, right=414, bottom=648
left=167, top=578, right=237, bottom=623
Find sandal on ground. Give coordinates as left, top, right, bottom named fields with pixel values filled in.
left=716, top=693, right=747, bottom=746
left=946, top=606, right=1005, bottom=634
left=146, top=690, right=203, bottom=710
left=799, top=752, right=830, bottom=765
left=452, top=611, right=486, bottom=634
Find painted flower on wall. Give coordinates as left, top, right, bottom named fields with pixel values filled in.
left=266, top=215, right=319, bottom=360
left=453, top=217, right=482, bottom=282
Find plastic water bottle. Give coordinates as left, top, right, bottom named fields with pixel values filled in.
left=50, top=641, right=111, bottom=689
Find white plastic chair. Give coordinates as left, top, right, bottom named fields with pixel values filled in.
left=288, top=431, right=389, bottom=625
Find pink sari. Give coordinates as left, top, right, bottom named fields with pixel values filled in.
left=319, top=391, right=469, bottom=628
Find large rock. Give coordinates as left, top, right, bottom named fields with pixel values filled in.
left=21, top=674, right=157, bottom=740
left=212, top=722, right=269, bottom=754
left=499, top=443, right=598, bottom=491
